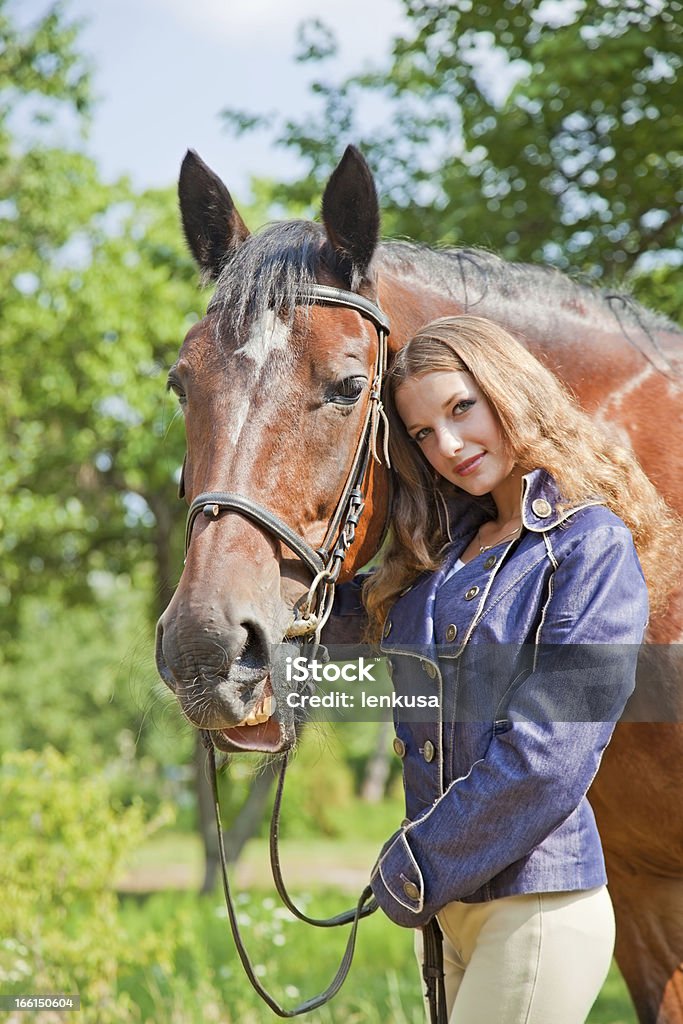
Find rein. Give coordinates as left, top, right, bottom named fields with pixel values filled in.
left=203, top=736, right=377, bottom=1016
left=182, top=284, right=445, bottom=1021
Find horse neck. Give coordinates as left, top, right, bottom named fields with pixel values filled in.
left=378, top=269, right=464, bottom=351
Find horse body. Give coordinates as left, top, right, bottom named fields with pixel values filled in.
left=375, top=250, right=683, bottom=1024
left=157, top=146, right=683, bottom=1022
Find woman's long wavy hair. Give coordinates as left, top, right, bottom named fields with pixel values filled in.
left=363, top=315, right=681, bottom=640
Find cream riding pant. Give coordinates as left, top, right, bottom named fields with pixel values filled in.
left=414, top=886, right=615, bottom=1024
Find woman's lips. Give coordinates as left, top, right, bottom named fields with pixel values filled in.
left=455, top=452, right=485, bottom=476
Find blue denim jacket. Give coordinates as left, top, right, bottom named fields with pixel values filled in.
left=336, top=469, right=648, bottom=928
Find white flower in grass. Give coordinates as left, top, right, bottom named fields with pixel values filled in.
left=273, top=907, right=296, bottom=922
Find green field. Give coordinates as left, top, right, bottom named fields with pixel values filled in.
left=1, top=746, right=638, bottom=1024
left=114, top=832, right=637, bottom=1024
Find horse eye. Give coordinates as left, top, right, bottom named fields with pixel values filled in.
left=328, top=376, right=366, bottom=406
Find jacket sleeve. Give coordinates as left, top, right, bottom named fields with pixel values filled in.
left=370, top=523, right=649, bottom=926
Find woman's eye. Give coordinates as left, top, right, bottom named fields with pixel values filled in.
left=453, top=399, right=475, bottom=415
left=328, top=376, right=366, bottom=405
left=414, top=428, right=430, bottom=443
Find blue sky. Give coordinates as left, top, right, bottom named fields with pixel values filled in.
left=20, top=0, right=408, bottom=201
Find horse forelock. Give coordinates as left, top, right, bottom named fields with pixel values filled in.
left=207, top=220, right=325, bottom=347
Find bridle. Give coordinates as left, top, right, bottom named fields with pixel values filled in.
left=180, top=284, right=446, bottom=1021
left=184, top=284, right=391, bottom=645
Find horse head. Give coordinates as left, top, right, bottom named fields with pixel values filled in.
left=155, top=146, right=390, bottom=754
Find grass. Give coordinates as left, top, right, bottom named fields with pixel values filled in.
left=116, top=832, right=637, bottom=1023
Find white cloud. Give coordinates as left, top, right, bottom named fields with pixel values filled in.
left=147, top=0, right=408, bottom=60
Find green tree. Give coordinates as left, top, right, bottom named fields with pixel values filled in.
left=0, top=746, right=172, bottom=1024
left=0, top=2, right=333, bottom=884
left=224, top=0, right=682, bottom=278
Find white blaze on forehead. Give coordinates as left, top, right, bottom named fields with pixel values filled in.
left=235, top=310, right=291, bottom=368
left=224, top=312, right=291, bottom=444
left=225, top=391, right=251, bottom=446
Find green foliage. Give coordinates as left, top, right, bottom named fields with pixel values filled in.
left=0, top=583, right=197, bottom=802
left=211, top=722, right=402, bottom=843
left=223, top=0, right=682, bottom=276
left=630, top=262, right=683, bottom=323
left=0, top=176, right=204, bottom=649
left=0, top=4, right=212, bottom=654
left=0, top=0, right=91, bottom=131
left=0, top=746, right=173, bottom=1024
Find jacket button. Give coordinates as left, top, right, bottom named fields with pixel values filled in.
left=383, top=620, right=392, bottom=638
left=422, top=740, right=435, bottom=763
left=465, top=586, right=480, bottom=601
left=403, top=880, right=420, bottom=901
left=423, top=661, right=437, bottom=678
left=483, top=554, right=497, bottom=570
left=532, top=498, right=553, bottom=518
left=393, top=737, right=406, bottom=758
left=446, top=623, right=457, bottom=642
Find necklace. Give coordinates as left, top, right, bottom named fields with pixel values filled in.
left=477, top=524, right=521, bottom=554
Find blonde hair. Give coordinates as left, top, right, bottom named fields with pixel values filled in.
left=363, top=315, right=681, bottom=639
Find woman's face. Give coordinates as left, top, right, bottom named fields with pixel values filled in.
left=395, top=370, right=517, bottom=500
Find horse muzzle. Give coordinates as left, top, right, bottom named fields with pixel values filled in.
left=155, top=616, right=298, bottom=753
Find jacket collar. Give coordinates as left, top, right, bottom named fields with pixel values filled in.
left=380, top=469, right=602, bottom=652
left=520, top=468, right=601, bottom=532
left=443, top=467, right=599, bottom=540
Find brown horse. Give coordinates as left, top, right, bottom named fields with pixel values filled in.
left=156, top=146, right=683, bottom=1023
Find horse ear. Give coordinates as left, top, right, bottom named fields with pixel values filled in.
left=321, top=145, right=380, bottom=288
left=178, top=150, right=250, bottom=282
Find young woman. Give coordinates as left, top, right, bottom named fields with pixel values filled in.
left=331, top=315, right=679, bottom=1023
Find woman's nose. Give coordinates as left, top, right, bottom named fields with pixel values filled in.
left=436, top=426, right=463, bottom=457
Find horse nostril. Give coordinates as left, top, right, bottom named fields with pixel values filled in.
left=155, top=620, right=176, bottom=692
left=234, top=622, right=269, bottom=671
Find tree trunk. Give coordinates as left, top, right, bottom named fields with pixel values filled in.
left=194, top=733, right=221, bottom=893
left=196, top=747, right=279, bottom=890
left=222, top=760, right=279, bottom=864
left=360, top=720, right=393, bottom=802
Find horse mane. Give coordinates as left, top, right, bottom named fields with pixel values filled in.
left=381, top=241, right=678, bottom=332
left=205, top=220, right=681, bottom=368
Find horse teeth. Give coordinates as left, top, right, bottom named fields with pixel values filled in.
left=235, top=695, right=273, bottom=727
